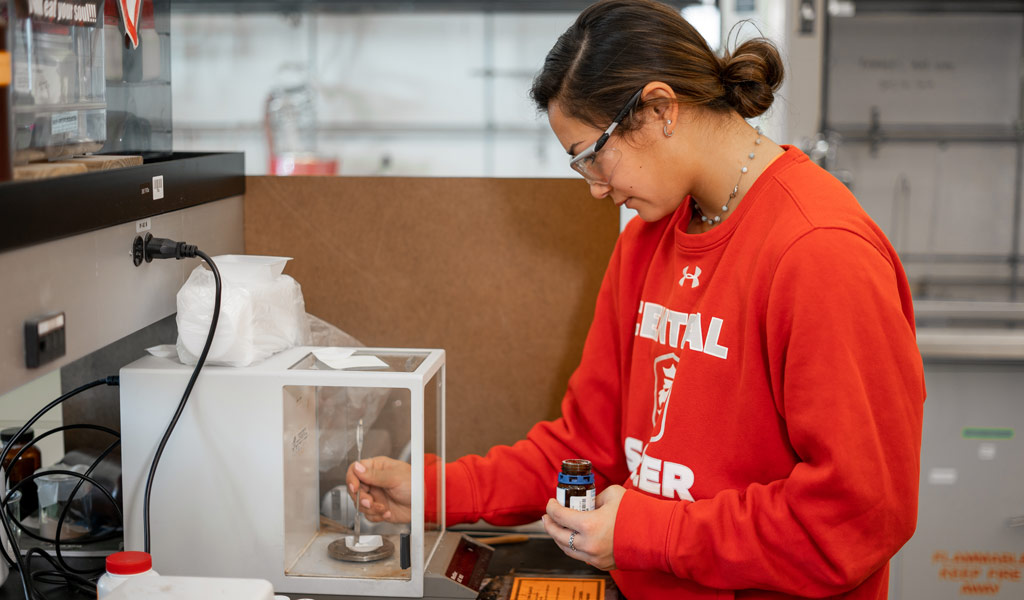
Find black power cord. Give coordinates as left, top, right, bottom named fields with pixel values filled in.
left=0, top=237, right=220, bottom=599
left=139, top=239, right=221, bottom=555
left=4, top=426, right=121, bottom=554
left=4, top=425, right=122, bottom=580
left=0, top=377, right=120, bottom=600
left=143, top=236, right=199, bottom=262
left=26, top=548, right=95, bottom=596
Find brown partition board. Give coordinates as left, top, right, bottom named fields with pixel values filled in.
left=244, top=176, right=619, bottom=460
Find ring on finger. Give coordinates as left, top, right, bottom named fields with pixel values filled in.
left=569, top=530, right=579, bottom=552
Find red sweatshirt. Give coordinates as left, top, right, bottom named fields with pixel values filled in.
left=440, top=146, right=925, bottom=599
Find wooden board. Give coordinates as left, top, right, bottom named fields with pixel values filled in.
left=244, top=176, right=619, bottom=460
left=12, top=155, right=143, bottom=180
left=68, top=154, right=144, bottom=171
left=14, top=162, right=88, bottom=180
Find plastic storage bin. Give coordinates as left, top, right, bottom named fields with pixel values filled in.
left=11, top=1, right=105, bottom=163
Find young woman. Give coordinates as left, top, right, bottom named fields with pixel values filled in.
left=349, top=1, right=925, bottom=597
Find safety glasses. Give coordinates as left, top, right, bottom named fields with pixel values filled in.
left=569, top=88, right=644, bottom=185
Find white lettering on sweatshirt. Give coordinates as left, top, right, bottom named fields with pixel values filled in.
left=625, top=436, right=695, bottom=501
left=634, top=301, right=729, bottom=359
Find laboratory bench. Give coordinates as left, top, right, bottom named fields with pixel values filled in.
left=0, top=534, right=617, bottom=600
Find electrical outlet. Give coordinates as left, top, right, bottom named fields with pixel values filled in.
left=24, top=312, right=66, bottom=368
left=133, top=235, right=145, bottom=266
left=132, top=232, right=153, bottom=266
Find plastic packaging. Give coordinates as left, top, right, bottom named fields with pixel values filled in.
left=175, top=255, right=310, bottom=367
left=97, top=551, right=159, bottom=598
left=60, top=449, right=121, bottom=531
left=307, top=313, right=364, bottom=348
left=35, top=463, right=91, bottom=540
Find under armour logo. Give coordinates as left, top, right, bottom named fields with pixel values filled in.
left=678, top=266, right=701, bottom=288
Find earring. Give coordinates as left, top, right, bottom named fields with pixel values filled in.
left=663, top=119, right=674, bottom=138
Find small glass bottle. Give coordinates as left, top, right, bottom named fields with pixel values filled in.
left=556, top=459, right=595, bottom=511
left=1, top=427, right=41, bottom=517
left=96, top=551, right=159, bottom=598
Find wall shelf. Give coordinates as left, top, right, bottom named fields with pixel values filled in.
left=0, top=152, right=245, bottom=254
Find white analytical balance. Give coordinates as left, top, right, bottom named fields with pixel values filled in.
left=119, top=347, right=491, bottom=599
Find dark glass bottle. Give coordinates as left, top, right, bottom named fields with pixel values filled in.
left=556, top=459, right=595, bottom=511
left=1, top=427, right=41, bottom=517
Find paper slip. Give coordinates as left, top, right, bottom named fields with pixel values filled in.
left=146, top=344, right=178, bottom=359
left=313, top=348, right=389, bottom=370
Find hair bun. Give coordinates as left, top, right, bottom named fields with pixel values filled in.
left=720, top=38, right=784, bottom=119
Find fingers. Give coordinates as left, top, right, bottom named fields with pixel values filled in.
left=541, top=514, right=575, bottom=549
left=344, top=461, right=385, bottom=522
left=346, top=457, right=410, bottom=494
left=595, top=484, right=626, bottom=508
left=345, top=460, right=386, bottom=502
left=347, top=460, right=371, bottom=489
left=545, top=498, right=586, bottom=533
left=346, top=462, right=372, bottom=497
left=543, top=500, right=587, bottom=554
left=356, top=496, right=391, bottom=523
left=543, top=498, right=616, bottom=570
left=348, top=480, right=397, bottom=523
left=355, top=456, right=408, bottom=489
left=544, top=515, right=597, bottom=567
left=344, top=456, right=413, bottom=525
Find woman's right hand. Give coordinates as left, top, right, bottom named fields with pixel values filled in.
left=345, top=456, right=412, bottom=524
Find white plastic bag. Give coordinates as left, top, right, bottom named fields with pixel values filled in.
left=175, top=255, right=310, bottom=367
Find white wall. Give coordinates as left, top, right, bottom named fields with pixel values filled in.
left=0, top=373, right=63, bottom=475
left=171, top=10, right=578, bottom=177
left=170, top=7, right=750, bottom=180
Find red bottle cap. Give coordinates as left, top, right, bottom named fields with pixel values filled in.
left=105, top=551, right=152, bottom=575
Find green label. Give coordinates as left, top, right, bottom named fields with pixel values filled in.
left=962, top=427, right=1014, bottom=440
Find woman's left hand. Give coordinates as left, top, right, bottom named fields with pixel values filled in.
left=541, top=485, right=626, bottom=571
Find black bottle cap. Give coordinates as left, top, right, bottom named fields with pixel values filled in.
left=0, top=427, right=34, bottom=445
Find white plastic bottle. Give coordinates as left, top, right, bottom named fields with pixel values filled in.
left=97, top=551, right=159, bottom=598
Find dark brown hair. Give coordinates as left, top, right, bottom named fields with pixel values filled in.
left=530, top=0, right=783, bottom=131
